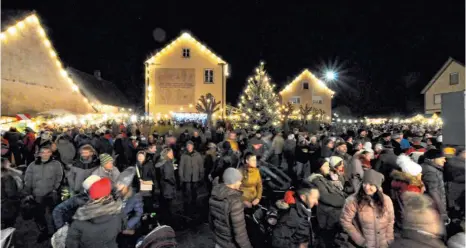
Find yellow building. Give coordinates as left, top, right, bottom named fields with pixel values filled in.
left=279, top=69, right=334, bottom=121
left=144, top=32, right=228, bottom=120
left=421, top=57, right=465, bottom=114
left=1, top=12, right=95, bottom=117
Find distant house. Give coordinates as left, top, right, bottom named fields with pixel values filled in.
left=421, top=57, right=465, bottom=114
left=67, top=68, right=131, bottom=113
left=1, top=11, right=95, bottom=116
left=144, top=32, right=228, bottom=119
left=279, top=69, right=334, bottom=121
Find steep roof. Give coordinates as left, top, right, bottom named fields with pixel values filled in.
left=279, top=69, right=335, bottom=95
left=1, top=12, right=95, bottom=111
left=67, top=67, right=131, bottom=108
left=421, top=57, right=465, bottom=94
left=145, top=32, right=228, bottom=66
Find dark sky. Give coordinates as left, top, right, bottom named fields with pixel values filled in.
left=3, top=1, right=465, bottom=116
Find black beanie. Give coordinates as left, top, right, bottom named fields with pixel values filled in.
left=424, top=149, right=444, bottom=160
left=311, top=158, right=328, bottom=174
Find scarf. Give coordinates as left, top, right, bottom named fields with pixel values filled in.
left=73, top=196, right=122, bottom=221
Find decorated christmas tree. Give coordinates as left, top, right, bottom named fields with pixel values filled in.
left=237, top=62, right=280, bottom=129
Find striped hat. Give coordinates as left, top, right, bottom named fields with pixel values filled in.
left=99, top=153, right=113, bottom=167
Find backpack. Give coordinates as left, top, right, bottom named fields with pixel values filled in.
left=136, top=225, right=177, bottom=248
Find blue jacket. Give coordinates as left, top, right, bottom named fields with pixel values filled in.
left=122, top=192, right=143, bottom=230
left=401, top=139, right=411, bottom=150
left=52, top=192, right=89, bottom=229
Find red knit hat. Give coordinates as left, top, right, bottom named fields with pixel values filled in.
left=88, top=178, right=112, bottom=200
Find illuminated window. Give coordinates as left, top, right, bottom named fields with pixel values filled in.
left=182, top=48, right=190, bottom=58
left=302, top=82, right=309, bottom=90
left=434, top=94, right=441, bottom=104
left=204, top=69, right=214, bottom=83
left=290, top=96, right=300, bottom=104
left=313, top=99, right=323, bottom=104
left=450, top=72, right=459, bottom=85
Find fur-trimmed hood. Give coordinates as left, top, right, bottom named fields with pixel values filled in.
left=390, top=170, right=424, bottom=188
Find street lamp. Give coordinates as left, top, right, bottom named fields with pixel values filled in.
left=325, top=71, right=337, bottom=81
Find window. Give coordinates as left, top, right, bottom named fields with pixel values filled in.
left=312, top=96, right=323, bottom=104
left=312, top=99, right=323, bottom=104
left=302, top=81, right=309, bottom=90
left=182, top=48, right=190, bottom=58
left=204, top=69, right=214, bottom=83
left=450, top=72, right=459, bottom=85
left=434, top=94, right=442, bottom=104
left=289, top=96, right=300, bottom=104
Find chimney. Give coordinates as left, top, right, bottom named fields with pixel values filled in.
left=94, top=70, right=102, bottom=80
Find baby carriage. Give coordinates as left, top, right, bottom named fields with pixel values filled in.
left=0, top=227, right=14, bottom=248
left=135, top=225, right=177, bottom=248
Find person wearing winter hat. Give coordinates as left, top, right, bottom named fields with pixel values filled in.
left=52, top=175, right=101, bottom=232
left=66, top=177, right=125, bottom=248
left=341, top=169, right=395, bottom=248
left=115, top=167, right=143, bottom=235
left=389, top=192, right=446, bottom=248
left=92, top=153, right=120, bottom=183
left=308, top=158, right=346, bottom=247
left=390, top=154, right=425, bottom=230
left=209, top=167, right=253, bottom=248
left=421, top=149, right=450, bottom=225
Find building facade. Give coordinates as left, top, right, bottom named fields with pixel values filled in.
left=421, top=57, right=465, bottom=114
left=144, top=33, right=228, bottom=120
left=279, top=69, right=334, bottom=121
left=1, top=13, right=95, bottom=117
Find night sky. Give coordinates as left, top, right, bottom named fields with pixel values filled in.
left=3, top=1, right=465, bottom=116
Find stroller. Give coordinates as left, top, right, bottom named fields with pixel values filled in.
left=135, top=225, right=177, bottom=248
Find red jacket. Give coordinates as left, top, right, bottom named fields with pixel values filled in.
left=405, top=145, right=426, bottom=155
left=23, top=132, right=36, bottom=152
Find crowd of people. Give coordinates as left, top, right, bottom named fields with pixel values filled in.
left=0, top=120, right=464, bottom=248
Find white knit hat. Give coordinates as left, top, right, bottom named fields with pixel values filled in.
left=82, top=175, right=102, bottom=191
left=397, top=154, right=422, bottom=176
left=329, top=156, right=344, bottom=168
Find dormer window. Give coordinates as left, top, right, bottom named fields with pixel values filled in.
left=182, top=48, right=190, bottom=58
left=302, top=82, right=309, bottom=90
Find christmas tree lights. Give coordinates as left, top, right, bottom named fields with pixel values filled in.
left=237, top=62, right=280, bottom=129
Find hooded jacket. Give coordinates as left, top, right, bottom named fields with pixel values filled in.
left=209, top=183, right=252, bottom=248
left=340, top=193, right=395, bottom=248
left=421, top=160, right=447, bottom=218
left=68, top=153, right=100, bottom=194
left=179, top=150, right=204, bottom=183
left=66, top=198, right=125, bottom=248
left=308, top=173, right=346, bottom=230
left=24, top=158, right=63, bottom=197
left=271, top=196, right=314, bottom=248
left=121, top=190, right=143, bottom=230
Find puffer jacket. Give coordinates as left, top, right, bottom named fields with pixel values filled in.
left=308, top=173, right=346, bottom=230
left=179, top=151, right=204, bottom=183
left=24, top=158, right=63, bottom=197
left=209, top=183, right=252, bottom=248
left=271, top=196, right=313, bottom=248
left=421, top=159, right=447, bottom=218
left=340, top=193, right=395, bottom=248
left=68, top=157, right=100, bottom=194
left=239, top=166, right=262, bottom=203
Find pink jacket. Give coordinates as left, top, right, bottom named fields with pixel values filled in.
left=340, top=194, right=395, bottom=248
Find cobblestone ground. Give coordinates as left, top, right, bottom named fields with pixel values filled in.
left=13, top=186, right=214, bottom=248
